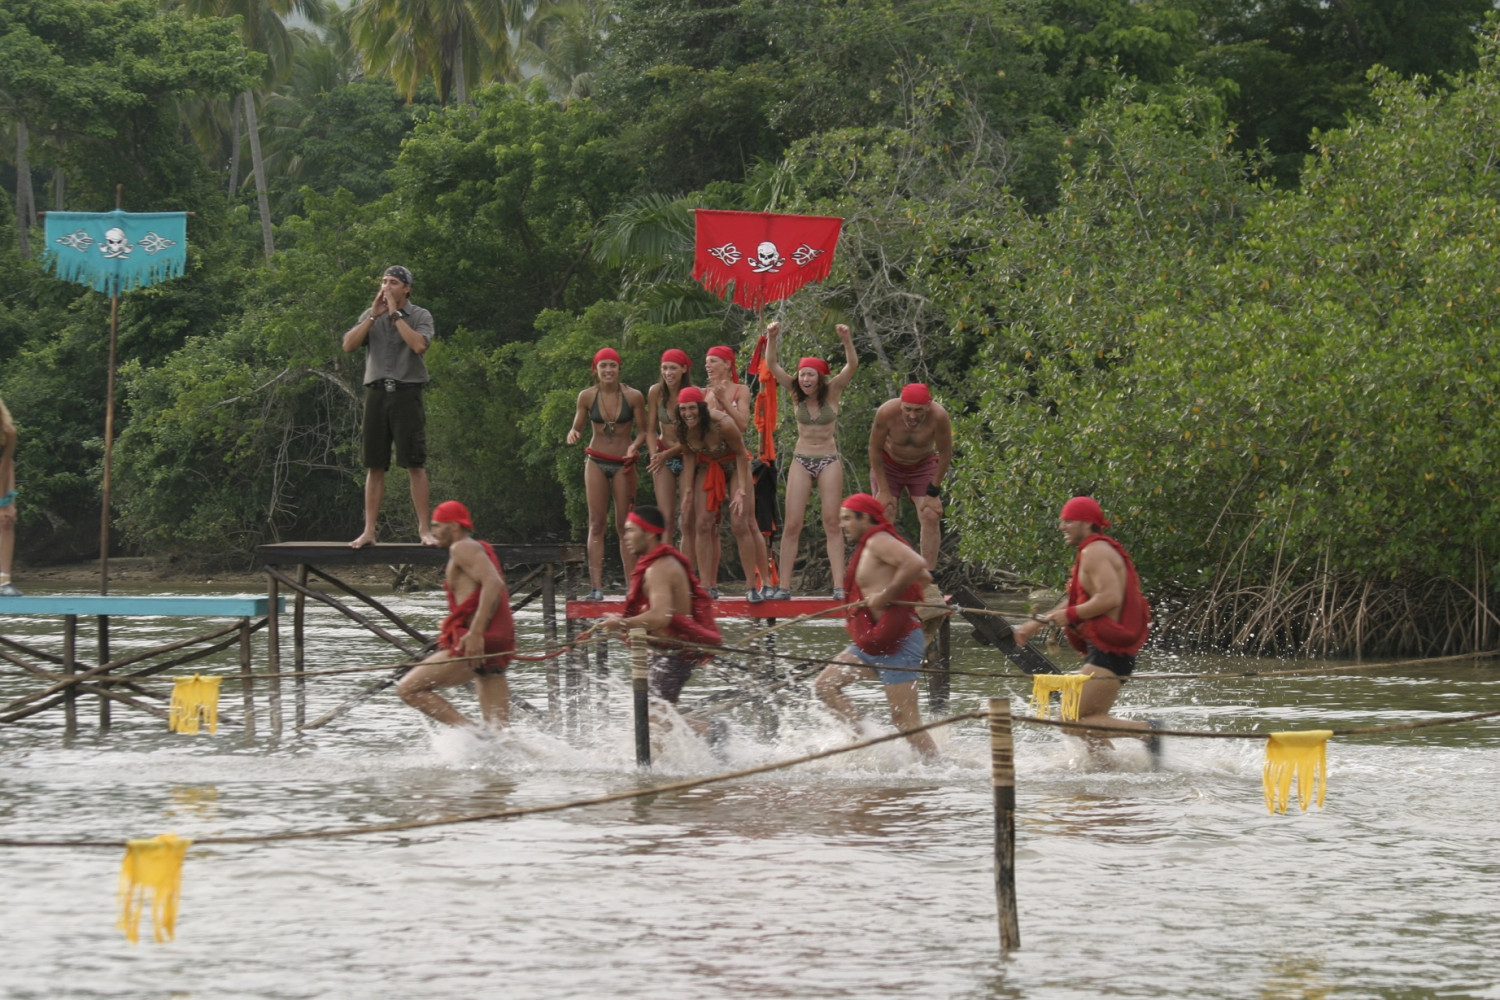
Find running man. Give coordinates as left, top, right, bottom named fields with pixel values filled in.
left=814, top=493, right=938, bottom=759
left=396, top=500, right=515, bottom=729
left=598, top=505, right=723, bottom=738
left=868, top=383, right=953, bottom=571
left=1012, top=496, right=1156, bottom=759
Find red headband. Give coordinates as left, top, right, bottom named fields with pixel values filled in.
left=900, top=383, right=932, bottom=405
left=798, top=357, right=830, bottom=377
left=593, top=347, right=621, bottom=369
left=660, top=348, right=691, bottom=369
left=1060, top=496, right=1110, bottom=527
left=626, top=511, right=665, bottom=535
left=432, top=500, right=473, bottom=530
left=841, top=492, right=889, bottom=524
left=706, top=345, right=739, bottom=382
left=677, top=386, right=705, bottom=404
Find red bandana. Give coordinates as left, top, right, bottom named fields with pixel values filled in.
left=693, top=210, right=843, bottom=309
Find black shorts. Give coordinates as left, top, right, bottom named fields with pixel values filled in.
left=361, top=384, right=427, bottom=469
left=1084, top=644, right=1136, bottom=679
left=648, top=648, right=700, bottom=704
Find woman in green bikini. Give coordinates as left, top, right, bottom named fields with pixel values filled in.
left=566, top=348, right=647, bottom=600
left=763, top=320, right=858, bottom=599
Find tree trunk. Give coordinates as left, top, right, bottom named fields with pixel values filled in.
left=53, top=165, right=65, bottom=210
left=15, top=118, right=32, bottom=258
left=242, top=89, right=274, bottom=258
left=228, top=93, right=243, bottom=196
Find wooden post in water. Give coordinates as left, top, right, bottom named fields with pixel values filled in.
left=238, top=618, right=256, bottom=740
left=267, top=573, right=282, bottom=738
left=630, top=627, right=650, bottom=767
left=294, top=565, right=308, bottom=727
left=97, top=617, right=111, bottom=732
left=989, top=697, right=1019, bottom=952
left=63, top=615, right=78, bottom=736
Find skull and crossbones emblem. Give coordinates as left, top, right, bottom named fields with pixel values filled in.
left=749, top=241, right=785, bottom=274
left=100, top=228, right=133, bottom=260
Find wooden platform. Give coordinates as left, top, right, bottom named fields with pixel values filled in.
left=0, top=596, right=280, bottom=617
left=255, top=541, right=585, bottom=566
left=566, top=595, right=851, bottom=621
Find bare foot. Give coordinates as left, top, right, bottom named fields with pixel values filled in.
left=419, top=531, right=440, bottom=546
left=349, top=531, right=378, bottom=549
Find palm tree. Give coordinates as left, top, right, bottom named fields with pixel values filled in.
left=174, top=0, right=330, bottom=257
left=348, top=0, right=522, bottom=106
left=516, top=0, right=613, bottom=105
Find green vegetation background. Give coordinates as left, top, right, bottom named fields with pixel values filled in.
left=3, top=0, right=1498, bottom=654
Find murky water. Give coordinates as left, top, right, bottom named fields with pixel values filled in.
left=2, top=585, right=1498, bottom=999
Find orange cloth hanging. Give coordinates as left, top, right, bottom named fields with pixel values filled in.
left=118, top=833, right=192, bottom=943
left=749, top=334, right=777, bottom=464
left=1263, top=730, right=1332, bottom=813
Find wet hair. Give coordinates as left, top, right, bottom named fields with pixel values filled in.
left=675, top=401, right=713, bottom=446
left=632, top=505, right=666, bottom=533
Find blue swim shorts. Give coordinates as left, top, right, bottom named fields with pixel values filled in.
left=844, top=626, right=926, bottom=686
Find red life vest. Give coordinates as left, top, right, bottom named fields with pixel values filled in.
left=1065, top=534, right=1151, bottom=656
left=843, top=522, right=924, bottom=655
left=623, top=543, right=723, bottom=649
left=438, top=539, right=515, bottom=652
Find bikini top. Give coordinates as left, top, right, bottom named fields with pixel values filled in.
left=795, top=399, right=838, bottom=426
left=590, top=387, right=632, bottom=438
left=683, top=426, right=735, bottom=463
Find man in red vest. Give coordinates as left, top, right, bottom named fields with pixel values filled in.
left=814, top=493, right=939, bottom=759
left=396, top=500, right=514, bottom=730
left=1014, top=496, right=1158, bottom=760
left=599, top=505, right=723, bottom=736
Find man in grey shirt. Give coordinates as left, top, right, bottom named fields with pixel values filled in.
left=342, top=264, right=438, bottom=547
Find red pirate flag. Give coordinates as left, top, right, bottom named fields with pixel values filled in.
left=693, top=209, right=842, bottom=309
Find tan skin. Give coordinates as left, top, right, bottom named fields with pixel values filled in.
left=814, top=509, right=938, bottom=759
left=1012, top=518, right=1150, bottom=749
left=644, top=361, right=696, bottom=571
left=677, top=402, right=772, bottom=593
left=396, top=520, right=512, bottom=729
left=765, top=321, right=858, bottom=593
left=566, top=360, right=647, bottom=591
left=702, top=351, right=759, bottom=579
left=0, top=407, right=16, bottom=585
left=342, top=274, right=436, bottom=548
left=599, top=520, right=709, bottom=741
left=867, top=396, right=953, bottom=570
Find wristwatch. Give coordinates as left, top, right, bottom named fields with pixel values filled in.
left=394, top=308, right=408, bottom=320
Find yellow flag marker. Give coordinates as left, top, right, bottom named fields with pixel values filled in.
left=1263, top=730, right=1333, bottom=814
left=169, top=675, right=222, bottom=734
left=118, top=833, right=192, bottom=943
left=1030, top=673, right=1090, bottom=721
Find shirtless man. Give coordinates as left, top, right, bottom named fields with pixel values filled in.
left=396, top=500, right=515, bottom=729
left=814, top=493, right=938, bottom=759
left=599, top=505, right=722, bottom=738
left=1012, top=496, right=1157, bottom=761
left=868, top=383, right=953, bottom=571
left=341, top=265, right=437, bottom=548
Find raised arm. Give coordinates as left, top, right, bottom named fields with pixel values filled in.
left=827, top=324, right=858, bottom=395
left=764, top=321, right=796, bottom=391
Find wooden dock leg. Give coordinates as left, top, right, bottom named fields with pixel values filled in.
left=267, top=572, right=283, bottom=739
left=239, top=618, right=256, bottom=740
left=928, top=616, right=952, bottom=714
left=63, top=614, right=78, bottom=737
left=631, top=628, right=650, bottom=768
left=989, top=697, right=1020, bottom=952
left=97, top=614, right=111, bottom=732
left=294, top=564, right=308, bottom=728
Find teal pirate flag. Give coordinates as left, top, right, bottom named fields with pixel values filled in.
left=43, top=210, right=188, bottom=293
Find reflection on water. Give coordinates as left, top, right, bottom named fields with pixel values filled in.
left=2, top=587, right=1499, bottom=999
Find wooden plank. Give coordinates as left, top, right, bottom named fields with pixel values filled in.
left=255, top=541, right=585, bottom=567
left=0, top=596, right=282, bottom=617
left=949, top=584, right=1062, bottom=675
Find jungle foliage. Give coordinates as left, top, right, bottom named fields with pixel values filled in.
left=1, top=0, right=1497, bottom=655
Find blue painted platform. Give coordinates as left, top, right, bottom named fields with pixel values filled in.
left=0, top=596, right=281, bottom=617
